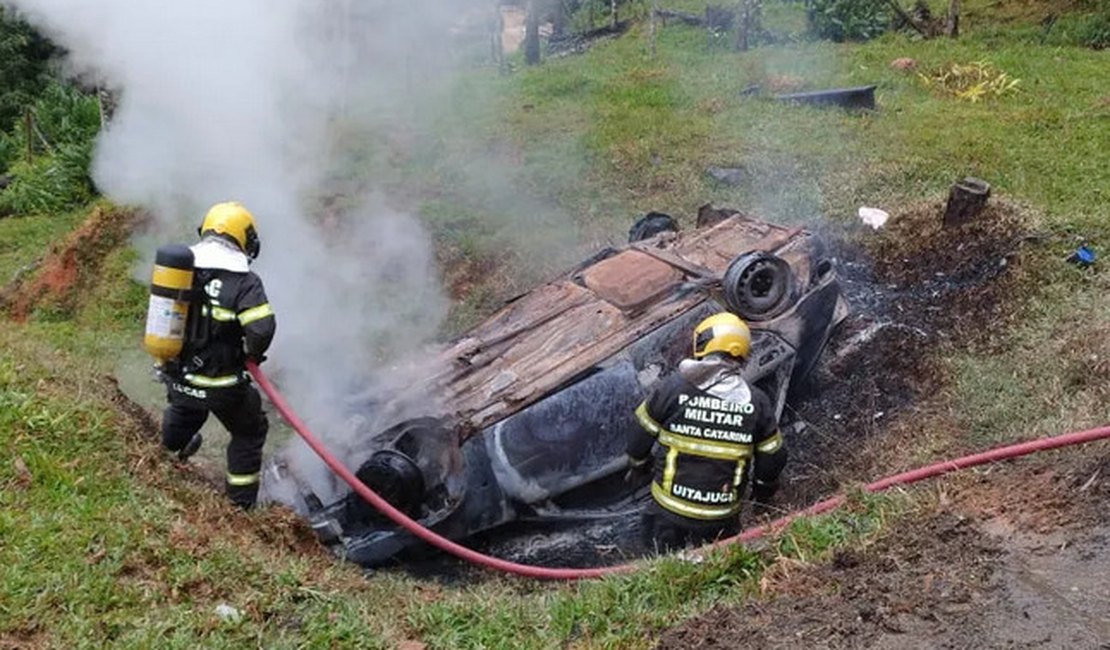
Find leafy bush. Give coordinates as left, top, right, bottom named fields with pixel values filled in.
left=0, top=132, right=14, bottom=173
left=0, top=142, right=95, bottom=215
left=29, top=82, right=102, bottom=148
left=805, top=0, right=890, bottom=42
left=0, top=82, right=99, bottom=214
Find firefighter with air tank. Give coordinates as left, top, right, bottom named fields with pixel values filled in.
left=627, top=312, right=787, bottom=550
left=143, top=201, right=276, bottom=509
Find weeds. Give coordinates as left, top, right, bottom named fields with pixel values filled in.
left=0, top=82, right=100, bottom=215
left=918, top=60, right=1021, bottom=102
left=1077, top=9, right=1110, bottom=49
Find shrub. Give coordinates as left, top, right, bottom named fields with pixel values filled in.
left=805, top=0, right=890, bottom=42
left=0, top=142, right=95, bottom=215
left=0, top=83, right=99, bottom=215
left=0, top=132, right=14, bottom=173
left=30, top=82, right=102, bottom=148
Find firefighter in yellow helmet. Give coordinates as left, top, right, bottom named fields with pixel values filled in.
left=627, top=312, right=787, bottom=551
left=160, top=202, right=276, bottom=509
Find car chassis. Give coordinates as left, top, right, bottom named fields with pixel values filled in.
left=262, top=211, right=849, bottom=566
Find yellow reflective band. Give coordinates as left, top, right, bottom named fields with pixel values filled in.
left=209, top=305, right=237, bottom=322
left=226, top=472, right=260, bottom=486
left=733, top=459, right=746, bottom=488
left=662, top=447, right=678, bottom=492
left=659, top=430, right=751, bottom=461
left=635, top=402, right=661, bottom=436
left=152, top=265, right=193, bottom=290
left=184, top=373, right=241, bottom=388
left=757, top=431, right=783, bottom=454
left=238, top=303, right=274, bottom=326
left=651, top=482, right=740, bottom=520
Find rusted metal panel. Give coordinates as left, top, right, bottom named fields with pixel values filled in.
left=449, top=291, right=706, bottom=432
left=662, top=215, right=800, bottom=274
left=580, top=250, right=682, bottom=311
left=429, top=214, right=815, bottom=435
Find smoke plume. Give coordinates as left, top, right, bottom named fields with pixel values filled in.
left=5, top=0, right=505, bottom=502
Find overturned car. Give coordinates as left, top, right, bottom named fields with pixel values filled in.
left=262, top=209, right=848, bottom=566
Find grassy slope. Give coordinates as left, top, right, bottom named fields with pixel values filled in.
left=497, top=2, right=1108, bottom=230
left=2, top=1, right=1109, bottom=646
left=0, top=208, right=86, bottom=284
left=0, top=301, right=902, bottom=648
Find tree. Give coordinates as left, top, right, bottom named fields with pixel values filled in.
left=524, top=0, right=541, bottom=65
left=0, top=7, right=59, bottom=132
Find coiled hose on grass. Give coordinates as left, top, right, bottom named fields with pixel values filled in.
left=248, top=361, right=1110, bottom=581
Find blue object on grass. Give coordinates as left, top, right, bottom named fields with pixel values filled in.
left=1069, top=245, right=1096, bottom=267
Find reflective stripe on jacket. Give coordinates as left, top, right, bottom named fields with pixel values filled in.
left=628, top=360, right=784, bottom=521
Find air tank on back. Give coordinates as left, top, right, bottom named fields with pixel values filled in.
left=143, top=244, right=195, bottom=364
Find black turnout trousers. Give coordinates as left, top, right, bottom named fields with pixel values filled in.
left=640, top=503, right=741, bottom=553
left=161, top=381, right=269, bottom=508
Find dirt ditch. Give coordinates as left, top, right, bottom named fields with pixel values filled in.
left=398, top=198, right=1040, bottom=574
left=656, top=441, right=1110, bottom=649
left=1, top=205, right=142, bottom=319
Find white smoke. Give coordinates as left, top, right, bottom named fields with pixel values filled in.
left=5, top=0, right=499, bottom=500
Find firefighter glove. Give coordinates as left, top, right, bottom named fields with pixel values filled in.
left=752, top=478, right=779, bottom=504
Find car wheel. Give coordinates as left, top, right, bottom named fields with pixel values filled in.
left=722, top=252, right=797, bottom=321
left=347, top=449, right=426, bottom=523
left=628, top=212, right=678, bottom=243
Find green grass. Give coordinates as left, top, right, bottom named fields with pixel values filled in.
left=951, top=266, right=1110, bottom=446
left=0, top=314, right=906, bottom=647
left=0, top=332, right=398, bottom=649
left=497, top=9, right=1110, bottom=231
left=3, top=1, right=1110, bottom=645
left=0, top=205, right=85, bottom=284
left=366, top=0, right=1104, bottom=333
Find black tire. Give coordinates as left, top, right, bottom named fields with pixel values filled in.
left=347, top=449, right=426, bottom=523
left=722, top=252, right=797, bottom=321
left=628, top=212, right=678, bottom=243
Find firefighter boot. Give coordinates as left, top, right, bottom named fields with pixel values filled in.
left=177, top=432, right=203, bottom=461
left=226, top=480, right=259, bottom=510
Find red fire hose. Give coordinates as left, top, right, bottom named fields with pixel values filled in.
left=247, top=361, right=1110, bottom=581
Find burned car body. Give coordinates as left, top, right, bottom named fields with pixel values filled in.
left=263, top=212, right=848, bottom=566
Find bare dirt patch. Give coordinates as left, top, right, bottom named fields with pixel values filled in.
left=2, top=205, right=142, bottom=319
left=657, top=442, right=1110, bottom=649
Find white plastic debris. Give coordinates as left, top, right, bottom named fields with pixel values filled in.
left=214, top=604, right=242, bottom=623
left=672, top=550, right=706, bottom=564
left=858, top=207, right=890, bottom=230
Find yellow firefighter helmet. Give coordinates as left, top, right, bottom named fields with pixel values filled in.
left=199, top=201, right=261, bottom=259
left=692, top=312, right=752, bottom=359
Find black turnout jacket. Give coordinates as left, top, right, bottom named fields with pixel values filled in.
left=628, top=358, right=787, bottom=521
left=177, top=238, right=275, bottom=389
